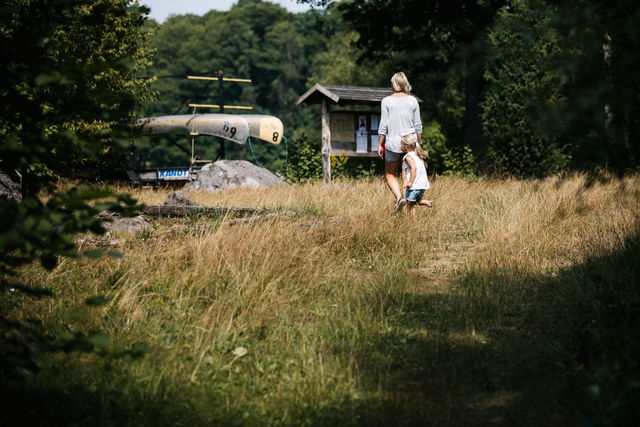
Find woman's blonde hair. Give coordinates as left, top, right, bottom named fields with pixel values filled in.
left=391, top=72, right=411, bottom=93
left=401, top=133, right=428, bottom=159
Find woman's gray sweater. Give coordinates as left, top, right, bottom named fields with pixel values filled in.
left=377, top=95, right=423, bottom=153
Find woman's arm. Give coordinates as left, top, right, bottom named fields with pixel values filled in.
left=377, top=134, right=385, bottom=159
left=378, top=98, right=389, bottom=136
left=413, top=98, right=423, bottom=138
left=378, top=98, right=389, bottom=159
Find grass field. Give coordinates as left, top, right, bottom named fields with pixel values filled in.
left=2, top=172, right=639, bottom=426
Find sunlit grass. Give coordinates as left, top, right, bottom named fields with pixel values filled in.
left=3, top=172, right=639, bottom=426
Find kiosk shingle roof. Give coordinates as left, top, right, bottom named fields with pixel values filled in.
left=296, top=84, right=422, bottom=105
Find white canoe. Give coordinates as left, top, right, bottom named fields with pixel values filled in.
left=133, top=114, right=283, bottom=145
left=236, top=115, right=283, bottom=144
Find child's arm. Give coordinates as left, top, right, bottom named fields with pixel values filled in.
left=405, top=156, right=417, bottom=189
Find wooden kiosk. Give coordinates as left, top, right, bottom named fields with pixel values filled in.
left=296, top=84, right=395, bottom=183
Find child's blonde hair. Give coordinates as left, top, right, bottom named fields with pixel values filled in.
left=401, top=133, right=428, bottom=159
left=391, top=72, right=411, bottom=93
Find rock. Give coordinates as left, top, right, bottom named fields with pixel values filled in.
left=164, top=191, right=198, bottom=206
left=184, top=160, right=287, bottom=193
left=105, top=216, right=153, bottom=234
left=0, top=170, right=21, bottom=200
left=75, top=238, right=120, bottom=249
left=98, top=212, right=153, bottom=234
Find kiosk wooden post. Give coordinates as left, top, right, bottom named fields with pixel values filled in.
left=321, top=98, right=331, bottom=184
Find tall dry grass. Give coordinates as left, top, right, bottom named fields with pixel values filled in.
left=4, top=172, right=639, bottom=426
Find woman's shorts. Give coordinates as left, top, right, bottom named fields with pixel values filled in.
left=384, top=149, right=404, bottom=162
left=405, top=189, right=425, bottom=203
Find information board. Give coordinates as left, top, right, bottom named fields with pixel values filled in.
left=330, top=113, right=355, bottom=142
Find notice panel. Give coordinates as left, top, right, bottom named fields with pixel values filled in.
left=330, top=113, right=355, bottom=142
left=370, top=115, right=380, bottom=131
left=356, top=130, right=368, bottom=153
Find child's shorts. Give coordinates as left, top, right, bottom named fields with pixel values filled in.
left=405, top=189, right=425, bottom=203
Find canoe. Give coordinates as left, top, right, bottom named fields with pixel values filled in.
left=236, top=115, right=283, bottom=144
left=133, top=114, right=283, bottom=145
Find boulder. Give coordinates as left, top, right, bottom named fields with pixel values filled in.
left=164, top=191, right=198, bottom=206
left=184, top=160, right=286, bottom=193
left=98, top=212, right=153, bottom=234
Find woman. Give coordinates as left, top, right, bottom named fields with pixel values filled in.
left=377, top=72, right=423, bottom=209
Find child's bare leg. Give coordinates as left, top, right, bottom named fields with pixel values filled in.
left=407, top=203, right=416, bottom=217
left=418, top=200, right=433, bottom=208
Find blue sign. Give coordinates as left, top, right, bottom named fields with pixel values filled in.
left=158, top=169, right=189, bottom=180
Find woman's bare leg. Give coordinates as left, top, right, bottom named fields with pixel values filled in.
left=384, top=161, right=402, bottom=200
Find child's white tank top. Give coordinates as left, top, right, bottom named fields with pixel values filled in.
left=403, top=152, right=430, bottom=190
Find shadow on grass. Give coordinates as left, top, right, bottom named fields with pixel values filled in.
left=0, top=382, right=204, bottom=427
left=344, top=227, right=640, bottom=426
left=1, top=228, right=638, bottom=426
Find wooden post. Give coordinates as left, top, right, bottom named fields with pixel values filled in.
left=218, top=69, right=225, bottom=160
left=321, top=98, right=331, bottom=183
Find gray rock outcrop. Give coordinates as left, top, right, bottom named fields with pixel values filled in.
left=98, top=212, right=153, bottom=234
left=184, top=160, right=286, bottom=193
left=164, top=191, right=198, bottom=206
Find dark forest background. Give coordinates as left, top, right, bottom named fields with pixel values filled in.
left=137, top=0, right=640, bottom=179
left=2, top=0, right=638, bottom=185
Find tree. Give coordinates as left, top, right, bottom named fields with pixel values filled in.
left=139, top=1, right=335, bottom=173
left=552, top=0, right=640, bottom=171
left=0, top=0, right=154, bottom=190
left=482, top=0, right=569, bottom=176
left=0, top=0, right=149, bottom=379
left=330, top=0, right=505, bottom=153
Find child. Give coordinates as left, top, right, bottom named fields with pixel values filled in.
left=399, top=133, right=432, bottom=216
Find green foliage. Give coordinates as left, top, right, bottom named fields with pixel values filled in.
left=441, top=146, right=477, bottom=178
left=302, top=0, right=640, bottom=177
left=306, top=31, right=386, bottom=88
left=422, top=121, right=475, bottom=177
left=552, top=0, right=640, bottom=172
left=333, top=156, right=382, bottom=179
left=285, top=133, right=323, bottom=182
left=335, top=0, right=505, bottom=159
left=0, top=0, right=154, bottom=186
left=0, top=187, right=138, bottom=276
left=0, top=0, right=147, bottom=278
left=0, top=0, right=150, bottom=383
left=0, top=185, right=141, bottom=380
left=137, top=1, right=336, bottom=171
left=0, top=0, right=148, bottom=276
left=482, top=0, right=570, bottom=177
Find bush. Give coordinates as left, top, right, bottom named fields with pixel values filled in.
left=285, top=133, right=323, bottom=182
left=424, top=121, right=476, bottom=178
